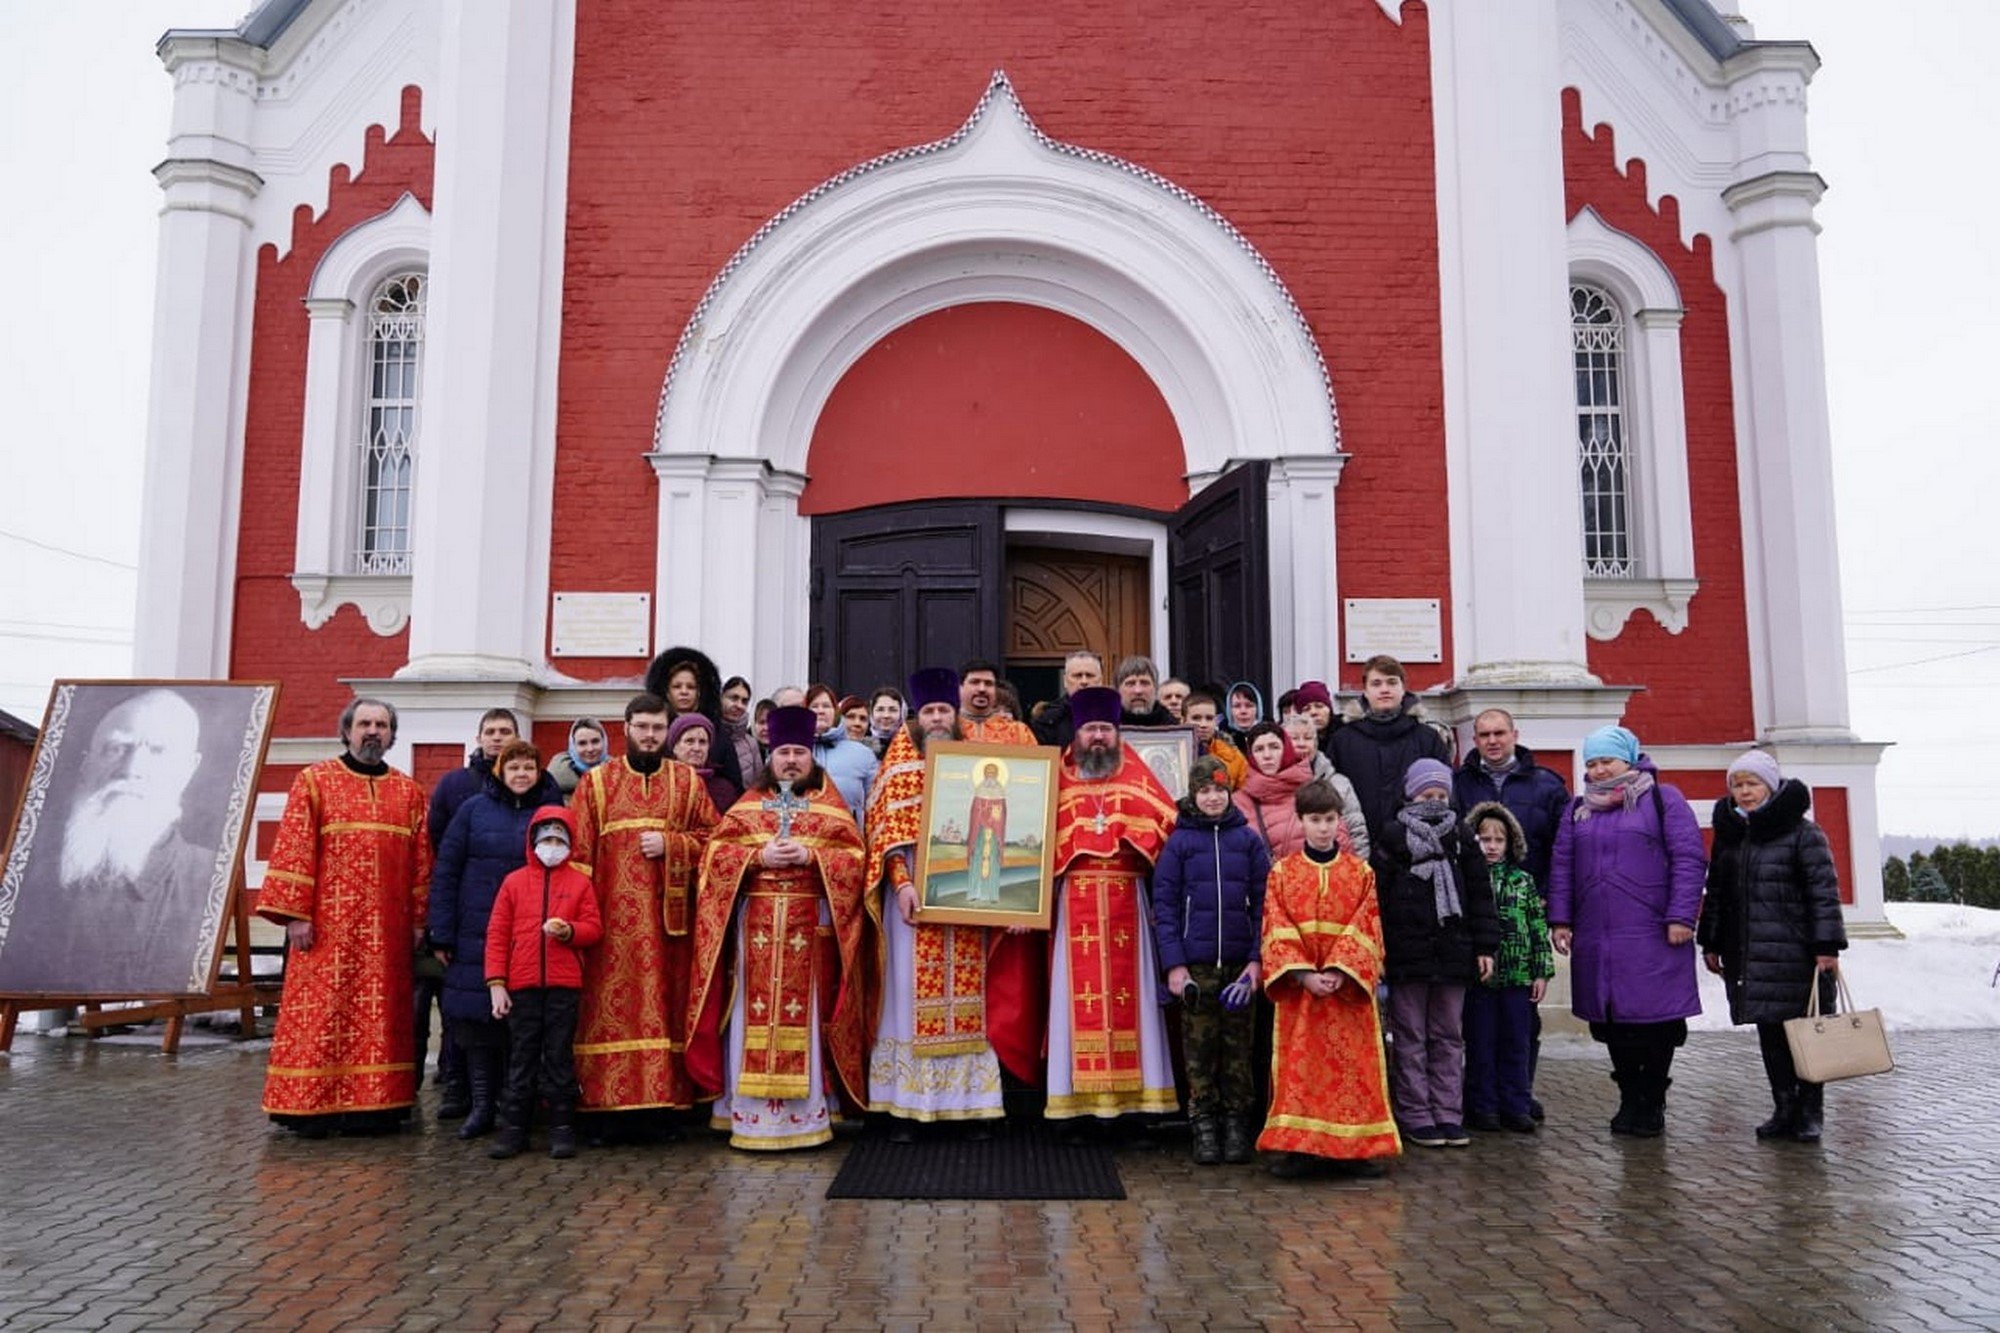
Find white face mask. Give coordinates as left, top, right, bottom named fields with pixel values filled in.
left=534, top=840, right=568, bottom=868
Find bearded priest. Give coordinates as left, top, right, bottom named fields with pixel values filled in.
left=686, top=705, right=875, bottom=1150
left=864, top=667, right=1044, bottom=1137
left=1044, top=686, right=1180, bottom=1124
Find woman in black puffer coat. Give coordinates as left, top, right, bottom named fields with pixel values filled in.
left=430, top=740, right=553, bottom=1139
left=1697, top=749, right=1847, bottom=1144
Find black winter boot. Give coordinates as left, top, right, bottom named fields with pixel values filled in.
left=1609, top=1072, right=1642, bottom=1136
left=1222, top=1118, right=1256, bottom=1165
left=1791, top=1083, right=1824, bottom=1144
left=457, top=1049, right=498, bottom=1139
left=1756, top=1091, right=1798, bottom=1140
left=1629, top=1072, right=1669, bottom=1138
left=549, top=1104, right=578, bottom=1160
left=1191, top=1116, right=1223, bottom=1166
left=487, top=1121, right=528, bottom=1160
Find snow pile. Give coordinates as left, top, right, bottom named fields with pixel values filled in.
left=1687, top=902, right=2000, bottom=1031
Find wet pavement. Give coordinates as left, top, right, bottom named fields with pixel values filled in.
left=0, top=1025, right=1996, bottom=1330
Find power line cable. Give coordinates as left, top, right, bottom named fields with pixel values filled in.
left=0, top=528, right=137, bottom=570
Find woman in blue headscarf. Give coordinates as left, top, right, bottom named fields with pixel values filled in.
left=1548, top=724, right=1708, bottom=1138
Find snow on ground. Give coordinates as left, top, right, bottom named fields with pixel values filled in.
left=1686, top=902, right=2000, bottom=1032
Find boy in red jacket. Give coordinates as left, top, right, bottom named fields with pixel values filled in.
left=485, top=807, right=604, bottom=1160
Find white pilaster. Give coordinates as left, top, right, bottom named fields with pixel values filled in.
left=1265, top=455, right=1347, bottom=689
left=1725, top=168, right=1853, bottom=741
left=647, top=455, right=813, bottom=694
left=402, top=0, right=574, bottom=680
left=1430, top=0, right=1596, bottom=687
left=135, top=40, right=263, bottom=678
left=756, top=472, right=811, bottom=693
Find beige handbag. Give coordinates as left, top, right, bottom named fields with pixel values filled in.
left=1784, top=967, right=1894, bottom=1083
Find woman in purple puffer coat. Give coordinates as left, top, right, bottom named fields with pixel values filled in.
left=1548, top=725, right=1707, bottom=1138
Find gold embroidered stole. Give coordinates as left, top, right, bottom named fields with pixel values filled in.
left=735, top=865, right=826, bottom=1100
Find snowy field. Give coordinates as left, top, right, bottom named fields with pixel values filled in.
left=1686, top=902, right=2000, bottom=1031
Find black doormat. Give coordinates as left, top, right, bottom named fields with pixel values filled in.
left=826, top=1121, right=1126, bottom=1200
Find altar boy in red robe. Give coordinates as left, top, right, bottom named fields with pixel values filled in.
left=1258, top=779, right=1402, bottom=1177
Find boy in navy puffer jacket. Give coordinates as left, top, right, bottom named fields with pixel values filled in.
left=485, top=807, right=603, bottom=1161
left=1152, top=757, right=1272, bottom=1165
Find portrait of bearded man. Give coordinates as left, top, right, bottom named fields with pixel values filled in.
left=0, top=684, right=263, bottom=996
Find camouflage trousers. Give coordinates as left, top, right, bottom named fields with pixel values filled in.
left=1180, top=962, right=1256, bottom=1121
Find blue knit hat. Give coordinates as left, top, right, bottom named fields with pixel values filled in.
left=1582, top=725, right=1641, bottom=765
left=1403, top=757, right=1453, bottom=801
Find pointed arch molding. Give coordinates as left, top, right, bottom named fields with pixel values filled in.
left=650, top=72, right=1342, bottom=479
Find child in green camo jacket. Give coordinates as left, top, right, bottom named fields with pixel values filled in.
left=1461, top=802, right=1554, bottom=1132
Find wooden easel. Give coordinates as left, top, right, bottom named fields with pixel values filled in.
left=0, top=875, right=279, bottom=1056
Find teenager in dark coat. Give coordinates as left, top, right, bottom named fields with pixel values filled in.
left=1698, top=749, right=1847, bottom=1143
left=1152, top=757, right=1272, bottom=1164
left=1329, top=655, right=1450, bottom=868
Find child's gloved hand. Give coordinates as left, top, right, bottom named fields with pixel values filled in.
left=1219, top=976, right=1256, bottom=1011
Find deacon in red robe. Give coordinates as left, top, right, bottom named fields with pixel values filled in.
left=1258, top=791, right=1402, bottom=1175
left=569, top=693, right=719, bottom=1136
left=259, top=699, right=431, bottom=1137
left=1044, top=686, right=1180, bottom=1121
left=687, top=705, right=875, bottom=1150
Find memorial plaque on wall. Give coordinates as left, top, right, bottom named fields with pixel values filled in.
left=1343, top=598, right=1442, bottom=664
left=550, top=593, right=652, bottom=658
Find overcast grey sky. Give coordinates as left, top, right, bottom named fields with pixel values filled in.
left=0, top=2, right=1991, bottom=836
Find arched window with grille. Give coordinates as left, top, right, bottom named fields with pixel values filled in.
left=357, top=272, right=424, bottom=574
left=1572, top=282, right=1633, bottom=579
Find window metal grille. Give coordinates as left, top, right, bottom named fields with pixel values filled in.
left=357, top=273, right=424, bottom=574
left=1572, top=282, right=1633, bottom=578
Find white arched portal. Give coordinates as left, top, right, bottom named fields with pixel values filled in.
left=648, top=72, right=1345, bottom=689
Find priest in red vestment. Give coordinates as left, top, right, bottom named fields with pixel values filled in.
left=1044, top=686, right=1180, bottom=1122
left=687, top=706, right=874, bottom=1150
left=259, top=698, right=432, bottom=1137
left=569, top=692, right=720, bottom=1140
left=864, top=667, right=1042, bottom=1134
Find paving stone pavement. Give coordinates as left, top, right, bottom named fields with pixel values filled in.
left=2, top=1027, right=1998, bottom=1331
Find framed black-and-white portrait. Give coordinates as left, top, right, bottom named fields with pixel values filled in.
left=0, top=680, right=278, bottom=999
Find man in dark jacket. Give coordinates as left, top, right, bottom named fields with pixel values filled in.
left=1328, top=655, right=1450, bottom=872
left=1451, top=706, right=1569, bottom=1120
left=1113, top=655, right=1178, bottom=728
left=1452, top=709, right=1570, bottom=889
left=1029, top=649, right=1105, bottom=748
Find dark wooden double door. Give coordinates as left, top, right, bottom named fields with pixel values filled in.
left=808, top=464, right=1270, bottom=705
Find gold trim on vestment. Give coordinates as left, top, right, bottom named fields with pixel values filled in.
left=321, top=822, right=417, bottom=838
left=260, top=1099, right=415, bottom=1114
left=573, top=1038, right=685, bottom=1055
left=1043, top=1087, right=1179, bottom=1119
left=264, top=1062, right=414, bottom=1078
left=600, top=818, right=672, bottom=834
left=1264, top=1112, right=1401, bottom=1138
left=729, top=1126, right=833, bottom=1151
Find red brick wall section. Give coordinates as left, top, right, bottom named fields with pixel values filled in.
left=1814, top=786, right=1855, bottom=905
left=558, top=0, right=1449, bottom=683
left=232, top=87, right=434, bottom=735
left=414, top=743, right=462, bottom=797
left=1561, top=89, right=1754, bottom=745
left=802, top=304, right=1186, bottom=516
